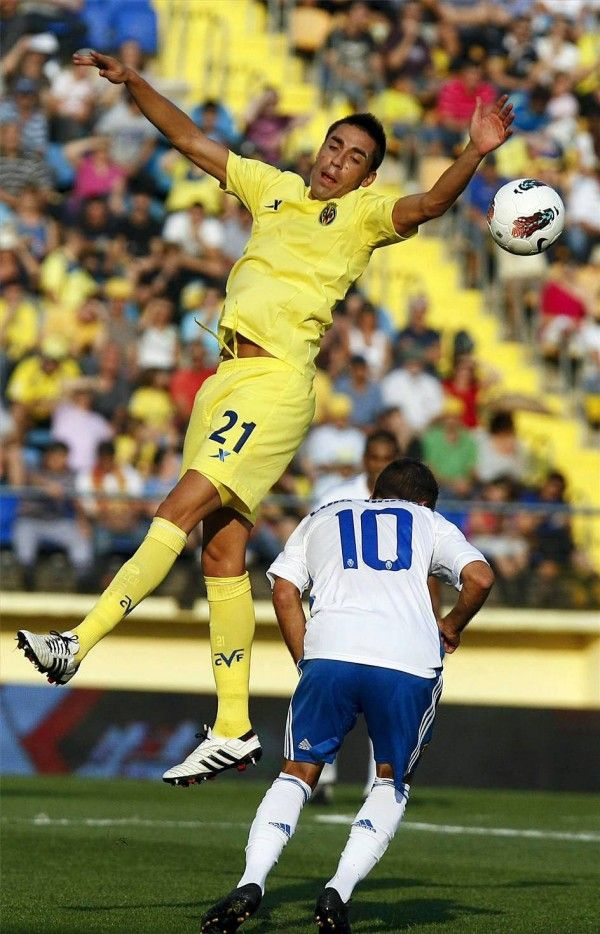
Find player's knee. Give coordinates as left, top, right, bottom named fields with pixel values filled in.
left=375, top=762, right=395, bottom=781
left=282, top=759, right=323, bottom=790
left=155, top=471, right=221, bottom=533
left=201, top=546, right=246, bottom=578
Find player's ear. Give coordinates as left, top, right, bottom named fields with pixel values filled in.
left=360, top=171, right=377, bottom=189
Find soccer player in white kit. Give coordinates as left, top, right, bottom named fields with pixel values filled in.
left=201, top=459, right=494, bottom=934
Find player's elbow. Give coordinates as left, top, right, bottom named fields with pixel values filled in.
left=463, top=560, right=495, bottom=594
left=272, top=577, right=302, bottom=611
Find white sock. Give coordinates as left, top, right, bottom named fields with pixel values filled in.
left=237, top=773, right=311, bottom=893
left=326, top=778, right=409, bottom=903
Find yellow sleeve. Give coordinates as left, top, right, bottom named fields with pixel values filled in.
left=6, top=358, right=36, bottom=402
left=40, top=251, right=66, bottom=297
left=359, top=190, right=417, bottom=249
left=223, top=152, right=283, bottom=217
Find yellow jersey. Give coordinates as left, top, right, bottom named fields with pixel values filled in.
left=220, top=153, right=413, bottom=375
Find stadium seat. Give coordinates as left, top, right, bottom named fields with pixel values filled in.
left=290, top=7, right=332, bottom=56
left=82, top=0, right=114, bottom=51
left=113, top=0, right=158, bottom=54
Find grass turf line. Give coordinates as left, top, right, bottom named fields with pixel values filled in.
left=1, top=776, right=599, bottom=933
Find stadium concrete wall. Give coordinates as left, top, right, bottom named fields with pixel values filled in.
left=1, top=595, right=599, bottom=790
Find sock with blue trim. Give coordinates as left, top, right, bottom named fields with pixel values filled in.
left=326, top=778, right=409, bottom=903
left=237, top=772, right=312, bottom=893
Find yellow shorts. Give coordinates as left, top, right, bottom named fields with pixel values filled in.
left=180, top=356, right=315, bottom=521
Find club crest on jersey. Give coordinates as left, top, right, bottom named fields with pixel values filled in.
left=319, top=202, right=337, bottom=226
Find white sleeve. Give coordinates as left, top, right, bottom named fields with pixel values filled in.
left=430, top=512, right=489, bottom=590
left=266, top=515, right=312, bottom=594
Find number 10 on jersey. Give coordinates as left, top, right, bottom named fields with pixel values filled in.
left=337, top=508, right=413, bottom=572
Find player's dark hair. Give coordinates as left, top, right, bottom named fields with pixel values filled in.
left=372, top=458, right=439, bottom=509
left=365, top=429, right=400, bottom=455
left=324, top=113, right=387, bottom=172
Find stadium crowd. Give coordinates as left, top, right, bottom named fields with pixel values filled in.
left=1, top=0, right=599, bottom=609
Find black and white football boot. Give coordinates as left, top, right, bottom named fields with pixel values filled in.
left=16, top=629, right=80, bottom=684
left=162, top=725, right=262, bottom=786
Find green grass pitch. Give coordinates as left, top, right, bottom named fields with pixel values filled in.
left=2, top=776, right=599, bottom=933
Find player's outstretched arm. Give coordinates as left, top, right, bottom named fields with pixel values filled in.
left=438, top=559, right=494, bottom=654
left=391, top=96, right=514, bottom=237
left=272, top=577, right=307, bottom=666
left=72, top=50, right=229, bottom=184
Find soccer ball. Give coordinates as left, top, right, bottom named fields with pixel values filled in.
left=487, top=179, right=565, bottom=255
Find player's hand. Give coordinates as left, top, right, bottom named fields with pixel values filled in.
left=438, top=618, right=461, bottom=654
left=469, top=94, right=514, bottom=156
left=72, top=49, right=130, bottom=84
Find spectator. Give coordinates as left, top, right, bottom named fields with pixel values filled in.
left=137, top=298, right=179, bottom=372
left=442, top=352, right=496, bottom=428
left=70, top=137, right=126, bottom=205
left=103, top=278, right=138, bottom=364
left=0, top=281, right=39, bottom=390
left=538, top=261, right=589, bottom=366
left=381, top=348, right=444, bottom=432
left=461, top=155, right=508, bottom=286
left=347, top=302, right=391, bottom=379
left=436, top=59, right=496, bottom=156
left=314, top=428, right=400, bottom=508
left=95, top=92, right=159, bottom=177
left=535, top=15, right=580, bottom=78
left=0, top=122, right=51, bottom=207
left=221, top=198, right=252, bottom=264
left=85, top=342, right=133, bottom=425
left=422, top=396, right=477, bottom=498
left=13, top=441, right=93, bottom=590
left=6, top=336, right=80, bottom=442
left=300, top=394, right=365, bottom=504
left=39, top=227, right=97, bottom=314
left=383, top=1, right=431, bottom=88
left=334, top=354, right=384, bottom=428
left=467, top=474, right=529, bottom=603
left=242, top=87, right=300, bottom=166
left=47, top=61, right=96, bottom=141
left=320, top=0, right=383, bottom=108
left=170, top=341, right=217, bottom=427
left=474, top=410, right=528, bottom=485
left=162, top=200, right=226, bottom=261
left=564, top=165, right=600, bottom=264
left=191, top=98, right=240, bottom=149
left=115, top=190, right=162, bottom=257
left=51, top=385, right=113, bottom=473
left=14, top=185, right=59, bottom=261
left=76, top=439, right=146, bottom=563
left=393, top=293, right=441, bottom=374
left=0, top=77, right=48, bottom=155
left=128, top=369, right=177, bottom=436
left=374, top=406, right=423, bottom=460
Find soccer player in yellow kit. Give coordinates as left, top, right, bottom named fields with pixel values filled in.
left=17, top=49, right=513, bottom=784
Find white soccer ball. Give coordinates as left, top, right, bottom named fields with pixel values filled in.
left=486, top=178, right=565, bottom=255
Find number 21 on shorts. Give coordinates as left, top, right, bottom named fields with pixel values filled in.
left=209, top=409, right=256, bottom=454
left=337, top=507, right=413, bottom=571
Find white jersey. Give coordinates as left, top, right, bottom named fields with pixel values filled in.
left=267, top=498, right=487, bottom=678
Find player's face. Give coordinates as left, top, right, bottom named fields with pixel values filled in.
left=365, top=441, right=399, bottom=490
left=310, top=125, right=377, bottom=200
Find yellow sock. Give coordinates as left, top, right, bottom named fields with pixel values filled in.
left=73, top=518, right=187, bottom=659
left=206, top=573, right=255, bottom=738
